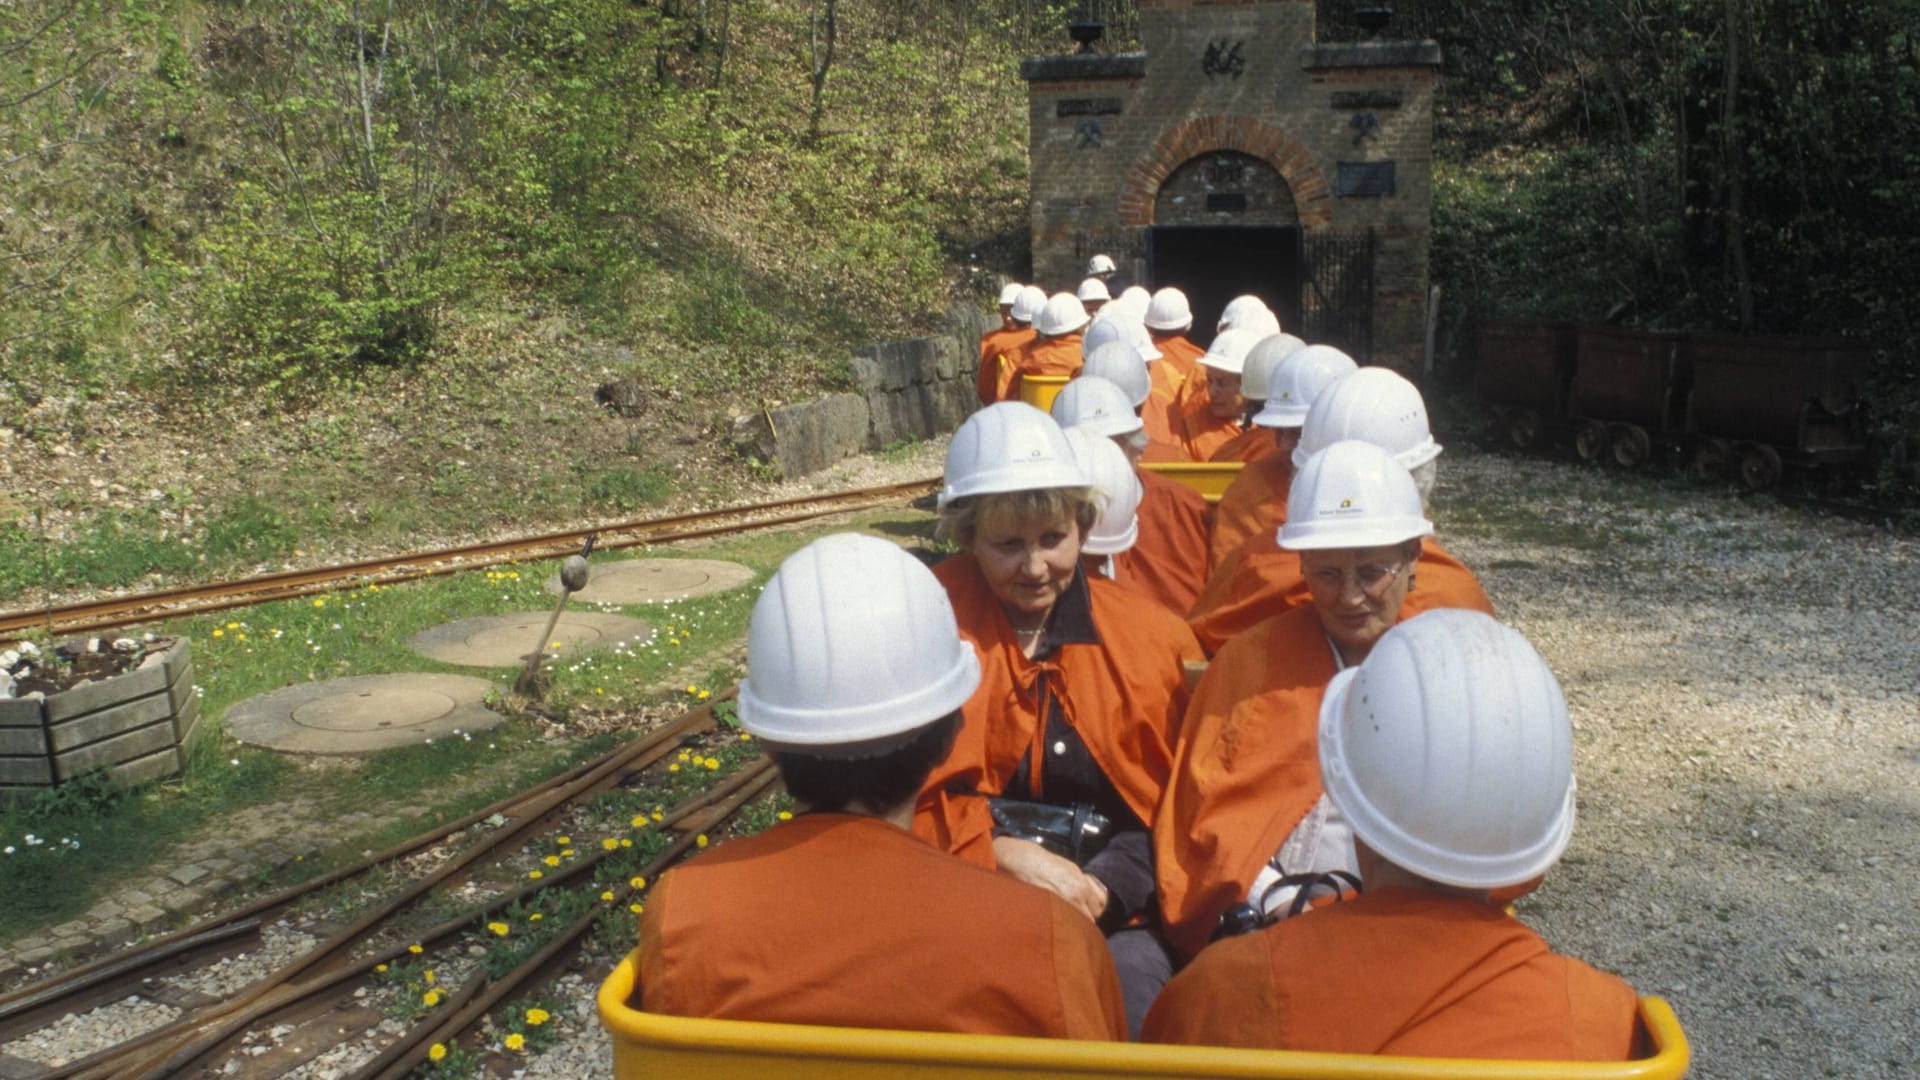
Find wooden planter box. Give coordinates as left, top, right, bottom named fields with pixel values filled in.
left=0, top=638, right=199, bottom=796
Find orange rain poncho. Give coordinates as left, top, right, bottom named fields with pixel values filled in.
left=1143, top=887, right=1646, bottom=1059
left=642, top=812, right=1127, bottom=1039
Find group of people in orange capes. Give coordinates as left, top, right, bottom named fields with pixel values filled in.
left=633, top=262, right=1655, bottom=1064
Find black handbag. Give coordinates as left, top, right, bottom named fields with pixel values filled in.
left=988, top=798, right=1114, bottom=866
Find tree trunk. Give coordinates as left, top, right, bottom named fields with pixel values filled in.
left=807, top=0, right=837, bottom=144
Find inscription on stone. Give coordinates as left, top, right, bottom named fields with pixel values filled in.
left=1057, top=98, right=1123, bottom=118
left=1336, top=161, right=1397, bottom=197
left=1332, top=89, right=1404, bottom=110
left=1202, top=40, right=1246, bottom=80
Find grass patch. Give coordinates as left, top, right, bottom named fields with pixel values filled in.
left=579, top=467, right=675, bottom=513
left=0, top=507, right=932, bottom=948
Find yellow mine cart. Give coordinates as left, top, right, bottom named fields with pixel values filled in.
left=599, top=950, right=1689, bottom=1080
left=1141, top=460, right=1246, bottom=503
left=1017, top=373, right=1071, bottom=414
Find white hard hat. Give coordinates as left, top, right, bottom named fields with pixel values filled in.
left=1292, top=367, right=1441, bottom=471
left=1086, top=309, right=1159, bottom=361
left=1077, top=277, right=1112, bottom=304
left=1319, top=609, right=1576, bottom=889
left=1240, top=333, right=1305, bottom=402
left=1256, top=344, right=1357, bottom=429
left=1063, top=429, right=1141, bottom=556
left=1119, top=285, right=1151, bottom=308
left=1197, top=327, right=1263, bottom=375
left=1144, top=287, right=1194, bottom=332
left=1087, top=253, right=1118, bottom=276
left=1217, top=294, right=1271, bottom=332
left=1278, top=440, right=1433, bottom=550
left=1010, top=285, right=1048, bottom=325
left=1078, top=343, right=1151, bottom=408
left=739, top=533, right=982, bottom=753
left=1051, top=375, right=1144, bottom=437
left=1241, top=308, right=1282, bottom=339
left=1035, top=292, right=1092, bottom=337
left=997, top=282, right=1024, bottom=306
left=940, top=402, right=1089, bottom=508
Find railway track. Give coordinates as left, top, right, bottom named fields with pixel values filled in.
left=0, top=478, right=941, bottom=638
left=0, top=695, right=782, bottom=1079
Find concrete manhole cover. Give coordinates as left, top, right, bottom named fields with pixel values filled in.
left=225, top=673, right=501, bottom=755
left=407, top=612, right=654, bottom=668
left=549, top=559, right=755, bottom=606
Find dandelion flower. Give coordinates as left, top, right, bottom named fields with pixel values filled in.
left=526, top=1008, right=551, bottom=1026
left=313, top=598, right=325, bottom=608
left=557, top=836, right=571, bottom=845
left=423, top=988, right=443, bottom=1006
left=704, top=757, right=720, bottom=770
left=602, top=838, right=620, bottom=851
left=226, top=621, right=240, bottom=630
left=375, top=963, right=389, bottom=973
left=529, top=913, right=543, bottom=922
left=620, top=838, right=632, bottom=848
left=696, top=834, right=709, bottom=849
left=424, top=969, right=435, bottom=984
left=601, top=890, right=615, bottom=902
left=629, top=875, right=647, bottom=889
left=488, top=921, right=510, bottom=936
left=651, top=809, right=664, bottom=822
left=668, top=763, right=680, bottom=773
left=630, top=815, right=648, bottom=828
left=543, top=855, right=560, bottom=867
left=685, top=684, right=697, bottom=694
left=408, top=944, right=424, bottom=954
left=429, top=1044, right=447, bottom=1062
left=629, top=902, right=644, bottom=914
left=212, top=629, right=224, bottom=638
left=777, top=811, right=793, bottom=821
left=562, top=849, right=575, bottom=857
left=700, top=690, right=712, bottom=701
left=739, top=732, right=750, bottom=741
left=528, top=870, right=543, bottom=879
left=505, top=1032, right=526, bottom=1052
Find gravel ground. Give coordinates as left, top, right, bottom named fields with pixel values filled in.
left=10, top=442, right=1915, bottom=1076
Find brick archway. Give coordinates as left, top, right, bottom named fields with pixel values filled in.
left=1117, top=115, right=1332, bottom=226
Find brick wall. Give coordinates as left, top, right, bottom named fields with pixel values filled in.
left=1022, top=0, right=1439, bottom=369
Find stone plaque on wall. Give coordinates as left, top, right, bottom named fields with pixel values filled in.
left=1336, top=161, right=1397, bottom=197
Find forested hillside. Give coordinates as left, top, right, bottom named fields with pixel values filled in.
left=2, top=0, right=1915, bottom=598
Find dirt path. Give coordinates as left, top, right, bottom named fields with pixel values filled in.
left=1440, top=447, right=1919, bottom=1080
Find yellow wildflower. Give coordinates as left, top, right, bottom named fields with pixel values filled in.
left=557, top=836, right=571, bottom=845
left=620, top=839, right=632, bottom=848
left=429, top=1044, right=447, bottom=1062
left=424, top=969, right=435, bottom=984
left=651, top=809, right=664, bottom=821
left=212, top=629, right=224, bottom=638
left=488, top=921, right=509, bottom=936
left=629, top=875, right=647, bottom=889
left=423, top=988, right=442, bottom=1006
left=630, top=815, right=648, bottom=828
left=529, top=913, right=543, bottom=922
left=505, top=1032, right=526, bottom=1052
left=562, top=849, right=575, bottom=857
left=408, top=944, right=424, bottom=954
left=704, top=757, right=720, bottom=770
left=375, top=963, right=389, bottom=973
left=699, top=690, right=712, bottom=700
left=668, top=763, right=680, bottom=772
left=629, top=902, right=644, bottom=914
left=696, top=834, right=709, bottom=849
left=529, top=870, right=543, bottom=879
left=686, top=684, right=697, bottom=694
left=527, top=1007, right=551, bottom=1026
left=777, top=811, right=793, bottom=821
left=543, top=855, right=560, bottom=867
left=602, top=838, right=620, bottom=851
left=226, top=621, right=240, bottom=630
left=313, top=598, right=325, bottom=608
left=601, top=890, right=615, bottom=901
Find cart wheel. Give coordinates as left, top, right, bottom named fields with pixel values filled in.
left=1610, top=425, right=1652, bottom=469
left=1689, top=438, right=1733, bottom=482
left=1574, top=420, right=1610, bottom=463
left=1740, top=444, right=1784, bottom=491
left=1507, top=409, right=1542, bottom=450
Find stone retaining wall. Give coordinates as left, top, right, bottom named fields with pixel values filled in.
left=733, top=305, right=994, bottom=478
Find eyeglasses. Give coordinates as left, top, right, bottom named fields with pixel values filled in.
left=1307, top=561, right=1407, bottom=599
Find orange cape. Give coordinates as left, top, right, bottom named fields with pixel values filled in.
left=915, top=557, right=1203, bottom=868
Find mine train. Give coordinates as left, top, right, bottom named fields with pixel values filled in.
left=1472, top=320, right=1871, bottom=492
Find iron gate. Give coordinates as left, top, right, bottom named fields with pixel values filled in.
left=1301, top=228, right=1375, bottom=364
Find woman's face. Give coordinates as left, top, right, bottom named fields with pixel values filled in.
left=1302, top=542, right=1416, bottom=661
left=971, top=512, right=1084, bottom=620
left=1207, top=370, right=1245, bottom=420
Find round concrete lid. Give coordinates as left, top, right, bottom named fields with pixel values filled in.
left=407, top=612, right=654, bottom=668
left=548, top=559, right=755, bottom=606
left=224, top=673, right=502, bottom=754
